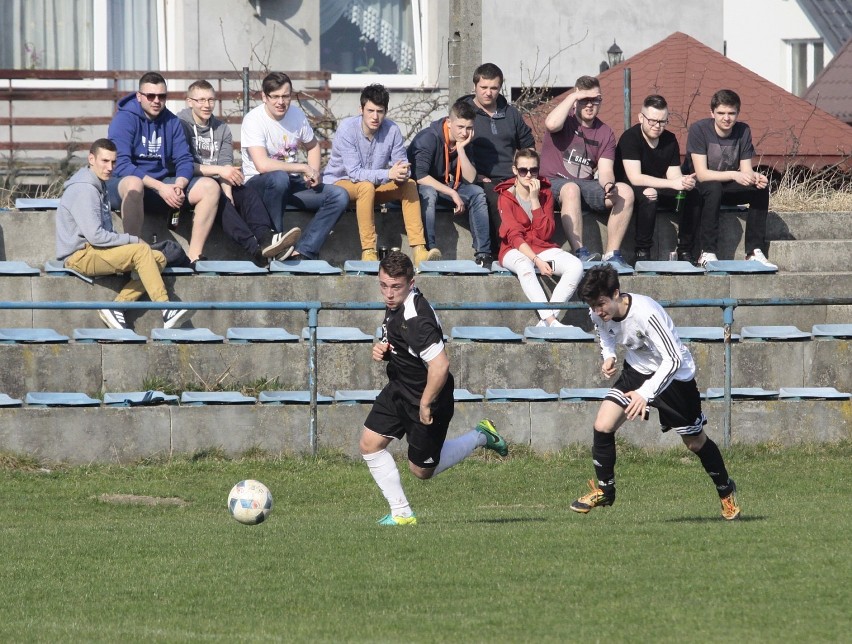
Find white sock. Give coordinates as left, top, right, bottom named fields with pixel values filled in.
left=363, top=449, right=412, bottom=517
left=433, top=430, right=486, bottom=475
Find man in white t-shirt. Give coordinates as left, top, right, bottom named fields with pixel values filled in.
left=241, top=72, right=348, bottom=260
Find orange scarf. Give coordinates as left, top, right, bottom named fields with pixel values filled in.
left=442, top=119, right=462, bottom=189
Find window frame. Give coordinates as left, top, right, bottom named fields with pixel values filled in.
left=786, top=38, right=825, bottom=96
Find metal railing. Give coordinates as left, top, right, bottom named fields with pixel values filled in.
left=2, top=296, right=850, bottom=452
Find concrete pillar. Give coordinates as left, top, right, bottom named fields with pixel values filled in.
left=448, top=0, right=481, bottom=104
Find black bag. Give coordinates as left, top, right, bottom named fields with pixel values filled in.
left=150, top=239, right=192, bottom=268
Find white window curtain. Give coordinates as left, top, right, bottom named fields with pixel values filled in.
left=321, top=0, right=416, bottom=74
left=107, top=0, right=160, bottom=70
left=0, top=0, right=94, bottom=69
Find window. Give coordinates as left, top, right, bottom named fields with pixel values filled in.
left=320, top=0, right=428, bottom=88
left=789, top=39, right=825, bottom=96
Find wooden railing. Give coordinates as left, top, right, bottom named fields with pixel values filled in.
left=0, top=69, right=331, bottom=159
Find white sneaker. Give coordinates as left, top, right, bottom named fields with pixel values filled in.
left=536, top=319, right=548, bottom=327
left=262, top=227, right=301, bottom=258
left=162, top=308, right=194, bottom=329
left=98, top=308, right=127, bottom=330
left=746, top=248, right=777, bottom=269
left=697, top=251, right=718, bottom=267
left=548, top=319, right=567, bottom=327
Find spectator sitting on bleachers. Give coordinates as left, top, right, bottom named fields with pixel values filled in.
left=56, top=138, right=191, bottom=330
left=177, top=79, right=300, bottom=265
left=496, top=148, right=584, bottom=327
left=322, top=83, right=433, bottom=267
left=407, top=98, right=493, bottom=266
left=106, top=71, right=220, bottom=264
left=241, top=71, right=348, bottom=261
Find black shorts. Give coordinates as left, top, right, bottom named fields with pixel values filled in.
left=365, top=380, right=454, bottom=468
left=606, top=362, right=707, bottom=436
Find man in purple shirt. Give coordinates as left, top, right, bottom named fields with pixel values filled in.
left=540, top=75, right=633, bottom=269
left=323, top=84, right=432, bottom=266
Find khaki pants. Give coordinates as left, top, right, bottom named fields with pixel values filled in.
left=334, top=178, right=426, bottom=251
left=65, top=243, right=168, bottom=302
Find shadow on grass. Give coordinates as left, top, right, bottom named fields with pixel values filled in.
left=473, top=517, right=548, bottom=524
left=662, top=515, right=767, bottom=523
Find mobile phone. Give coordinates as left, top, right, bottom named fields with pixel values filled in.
left=548, top=260, right=556, bottom=272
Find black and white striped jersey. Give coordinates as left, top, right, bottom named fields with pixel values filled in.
left=590, top=293, right=696, bottom=403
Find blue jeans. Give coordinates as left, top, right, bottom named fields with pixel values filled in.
left=247, top=170, right=348, bottom=259
left=417, top=183, right=491, bottom=255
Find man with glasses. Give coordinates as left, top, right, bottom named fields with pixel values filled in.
left=178, top=79, right=299, bottom=265
left=540, top=75, right=634, bottom=269
left=107, top=71, right=221, bottom=264
left=615, top=94, right=696, bottom=263
left=241, top=72, right=348, bottom=261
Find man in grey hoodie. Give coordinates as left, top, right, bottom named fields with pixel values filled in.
left=178, top=80, right=300, bottom=265
left=57, top=138, right=191, bottom=330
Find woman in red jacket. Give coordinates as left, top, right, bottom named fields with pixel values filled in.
left=496, top=148, right=584, bottom=327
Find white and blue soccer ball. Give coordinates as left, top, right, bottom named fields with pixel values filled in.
left=227, top=479, right=273, bottom=525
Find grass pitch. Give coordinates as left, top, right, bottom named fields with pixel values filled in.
left=2, top=442, right=849, bottom=642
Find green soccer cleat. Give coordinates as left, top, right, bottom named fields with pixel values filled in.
left=476, top=418, right=508, bottom=457
left=377, top=513, right=417, bottom=526
left=570, top=479, right=615, bottom=514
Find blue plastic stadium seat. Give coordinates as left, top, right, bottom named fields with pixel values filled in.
left=161, top=266, right=195, bottom=275
left=811, top=324, right=852, bottom=339
left=103, top=391, right=179, bottom=406
left=417, top=260, right=490, bottom=275
left=0, top=328, right=69, bottom=343
left=226, top=327, right=300, bottom=343
left=635, top=260, right=704, bottom=275
left=450, top=326, right=524, bottom=342
left=334, top=389, right=381, bottom=403
left=73, top=328, right=147, bottom=343
left=43, top=260, right=95, bottom=283
left=25, top=392, right=101, bottom=407
left=704, top=259, right=777, bottom=274
left=258, top=391, right=334, bottom=404
left=453, top=388, right=483, bottom=401
left=0, top=261, right=40, bottom=276
left=15, top=198, right=60, bottom=210
left=343, top=260, right=381, bottom=275
left=778, top=387, right=850, bottom=400
left=524, top=325, right=595, bottom=342
left=490, top=261, right=512, bottom=275
left=0, top=393, right=23, bottom=407
left=192, top=260, right=268, bottom=275
left=269, top=259, right=342, bottom=275
left=739, top=325, right=810, bottom=341
left=705, top=387, right=779, bottom=400
left=180, top=391, right=257, bottom=405
left=559, top=388, right=610, bottom=401
left=585, top=259, right=634, bottom=275
left=150, top=328, right=225, bottom=343
left=485, top=388, right=558, bottom=401
left=301, top=327, right=373, bottom=343
left=675, top=327, right=740, bottom=342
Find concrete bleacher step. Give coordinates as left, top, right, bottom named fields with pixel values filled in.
left=769, top=240, right=852, bottom=272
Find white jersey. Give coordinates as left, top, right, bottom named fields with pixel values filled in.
left=590, top=293, right=696, bottom=403
left=240, top=103, right=315, bottom=180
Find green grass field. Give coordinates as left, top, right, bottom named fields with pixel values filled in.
left=2, top=442, right=849, bottom=643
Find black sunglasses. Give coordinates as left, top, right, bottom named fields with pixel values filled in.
left=516, top=166, right=539, bottom=177
left=140, top=92, right=167, bottom=102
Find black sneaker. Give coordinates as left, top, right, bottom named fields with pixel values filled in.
left=677, top=250, right=696, bottom=265
left=98, top=308, right=127, bottom=330
left=634, top=248, right=651, bottom=263
left=189, top=255, right=208, bottom=271
left=162, top=308, right=193, bottom=329
left=474, top=253, right=494, bottom=268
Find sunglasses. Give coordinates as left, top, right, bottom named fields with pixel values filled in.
left=578, top=97, right=603, bottom=106
left=516, top=166, right=539, bottom=177
left=140, top=92, right=167, bottom=102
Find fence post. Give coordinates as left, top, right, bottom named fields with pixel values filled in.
left=307, top=306, right=319, bottom=455
left=722, top=302, right=735, bottom=448
left=242, top=66, right=250, bottom=116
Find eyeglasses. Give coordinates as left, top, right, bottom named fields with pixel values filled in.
left=578, top=97, right=603, bottom=106
left=140, top=92, right=167, bottom=102
left=266, top=93, right=291, bottom=102
left=516, top=166, right=539, bottom=177
left=641, top=113, right=669, bottom=127
left=188, top=97, right=216, bottom=105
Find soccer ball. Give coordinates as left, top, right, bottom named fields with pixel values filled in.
left=227, top=479, right=273, bottom=525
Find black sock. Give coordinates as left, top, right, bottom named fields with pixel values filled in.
left=695, top=438, right=732, bottom=497
left=592, top=430, right=616, bottom=491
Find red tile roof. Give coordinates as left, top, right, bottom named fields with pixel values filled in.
left=528, top=32, right=852, bottom=170
left=804, top=36, right=852, bottom=124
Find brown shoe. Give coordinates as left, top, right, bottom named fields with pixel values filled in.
left=361, top=249, right=379, bottom=261
left=412, top=245, right=430, bottom=268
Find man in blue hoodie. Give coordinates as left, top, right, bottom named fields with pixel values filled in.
left=106, top=72, right=220, bottom=263
left=57, top=138, right=191, bottom=330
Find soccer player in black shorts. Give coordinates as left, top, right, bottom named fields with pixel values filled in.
left=359, top=251, right=508, bottom=525
left=569, top=264, right=741, bottom=520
